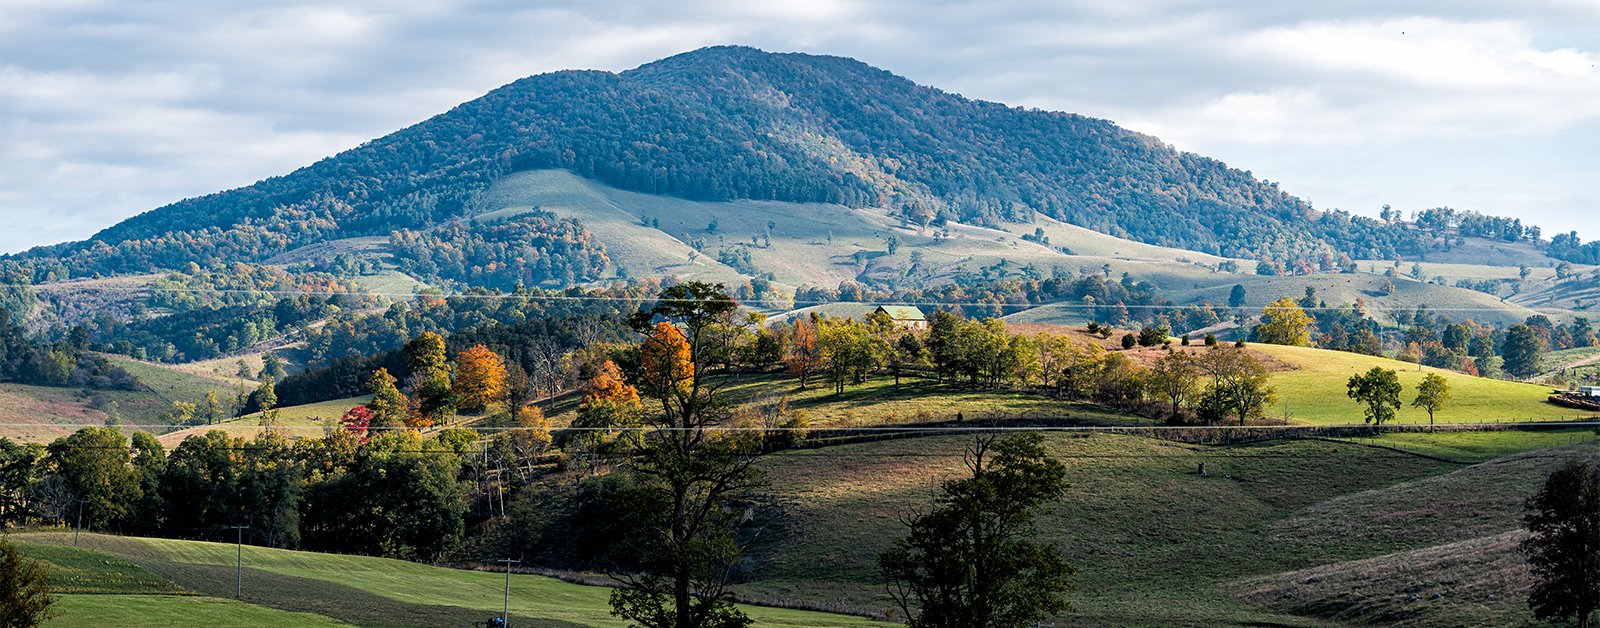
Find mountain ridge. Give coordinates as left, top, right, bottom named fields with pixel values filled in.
left=6, top=45, right=1587, bottom=280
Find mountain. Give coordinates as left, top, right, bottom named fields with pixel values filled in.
left=5, top=45, right=1590, bottom=283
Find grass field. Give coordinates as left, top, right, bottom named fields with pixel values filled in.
left=1356, top=427, right=1600, bottom=460
left=1251, top=344, right=1588, bottom=425
left=747, top=433, right=1600, bottom=627
left=158, top=395, right=373, bottom=447
left=18, top=531, right=888, bottom=628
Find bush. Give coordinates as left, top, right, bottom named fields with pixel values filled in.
left=1121, top=333, right=1137, bottom=349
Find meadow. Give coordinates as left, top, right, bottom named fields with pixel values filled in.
left=1251, top=344, right=1587, bottom=425
left=744, top=432, right=1598, bottom=627
left=16, top=531, right=888, bottom=628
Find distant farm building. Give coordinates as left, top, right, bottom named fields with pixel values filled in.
left=874, top=305, right=927, bottom=330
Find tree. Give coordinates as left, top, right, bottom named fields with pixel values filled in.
left=784, top=315, right=821, bottom=389
left=1411, top=373, right=1452, bottom=429
left=451, top=345, right=507, bottom=413
left=1256, top=298, right=1313, bottom=346
left=1229, top=284, right=1246, bottom=308
left=1137, top=324, right=1169, bottom=347
left=1503, top=324, right=1544, bottom=380
left=1521, top=461, right=1600, bottom=628
left=0, top=537, right=54, bottom=627
left=1148, top=351, right=1200, bottom=419
left=47, top=426, right=142, bottom=531
left=259, top=353, right=287, bottom=381
left=611, top=282, right=769, bottom=628
left=879, top=433, right=1074, bottom=628
left=404, top=331, right=454, bottom=426
left=0, top=439, right=44, bottom=527
left=1196, top=347, right=1276, bottom=426
left=366, top=368, right=408, bottom=430
left=1346, top=367, right=1402, bottom=426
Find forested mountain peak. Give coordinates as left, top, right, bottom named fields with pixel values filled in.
left=8, top=46, right=1588, bottom=281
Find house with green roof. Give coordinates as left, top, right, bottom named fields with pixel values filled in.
left=873, top=305, right=927, bottom=330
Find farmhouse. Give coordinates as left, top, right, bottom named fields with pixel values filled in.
left=874, top=305, right=927, bottom=330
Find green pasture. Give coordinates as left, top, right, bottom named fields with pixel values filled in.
left=1346, top=427, right=1600, bottom=461
left=1252, top=344, right=1586, bottom=425
left=50, top=595, right=348, bottom=628
left=19, top=532, right=887, bottom=628
left=750, top=432, right=1463, bottom=626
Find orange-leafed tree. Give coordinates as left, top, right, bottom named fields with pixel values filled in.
left=786, top=315, right=821, bottom=389
left=452, top=345, right=507, bottom=413
left=638, top=321, right=692, bottom=400
left=573, top=359, right=644, bottom=450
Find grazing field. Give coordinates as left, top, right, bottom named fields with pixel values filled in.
left=749, top=433, right=1462, bottom=627
left=18, top=532, right=888, bottom=628
left=1252, top=344, right=1586, bottom=425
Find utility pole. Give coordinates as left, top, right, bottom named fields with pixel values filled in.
left=73, top=499, right=84, bottom=547
left=230, top=525, right=250, bottom=598
left=496, top=558, right=521, bottom=627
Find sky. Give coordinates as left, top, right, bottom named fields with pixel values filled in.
left=2, top=0, right=1597, bottom=255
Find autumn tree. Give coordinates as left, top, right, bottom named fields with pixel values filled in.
left=366, top=368, right=408, bottom=430
left=339, top=405, right=375, bottom=441
left=1346, top=366, right=1402, bottom=426
left=1522, top=461, right=1600, bottom=628
left=1256, top=298, right=1314, bottom=346
left=610, top=282, right=769, bottom=628
left=452, top=345, right=507, bottom=414
left=1412, top=373, right=1452, bottom=430
left=572, top=360, right=644, bottom=449
left=785, top=315, right=821, bottom=389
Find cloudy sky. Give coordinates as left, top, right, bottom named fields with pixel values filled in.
left=2, top=0, right=1596, bottom=254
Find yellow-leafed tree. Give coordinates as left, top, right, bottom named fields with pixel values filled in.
left=452, top=345, right=507, bottom=413
left=1257, top=297, right=1314, bottom=346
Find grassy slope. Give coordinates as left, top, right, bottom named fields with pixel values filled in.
left=1234, top=440, right=1600, bottom=627
left=158, top=395, right=372, bottom=447
left=1251, top=344, right=1587, bottom=425
left=750, top=433, right=1458, bottom=627
left=18, top=531, right=886, bottom=628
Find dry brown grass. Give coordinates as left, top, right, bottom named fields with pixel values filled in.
left=1231, top=530, right=1532, bottom=627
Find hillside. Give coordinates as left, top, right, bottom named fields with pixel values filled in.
left=15, top=532, right=883, bottom=628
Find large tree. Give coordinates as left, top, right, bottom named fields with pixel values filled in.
left=47, top=427, right=142, bottom=531
left=879, top=433, right=1074, bottom=628
left=1522, top=461, right=1600, bottom=628
left=1195, top=347, right=1276, bottom=426
left=1346, top=366, right=1402, bottom=426
left=610, top=282, right=769, bottom=628
left=451, top=344, right=507, bottom=413
left=1503, top=324, right=1544, bottom=380
left=1256, top=298, right=1313, bottom=346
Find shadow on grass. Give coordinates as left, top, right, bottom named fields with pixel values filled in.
left=145, top=561, right=581, bottom=628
